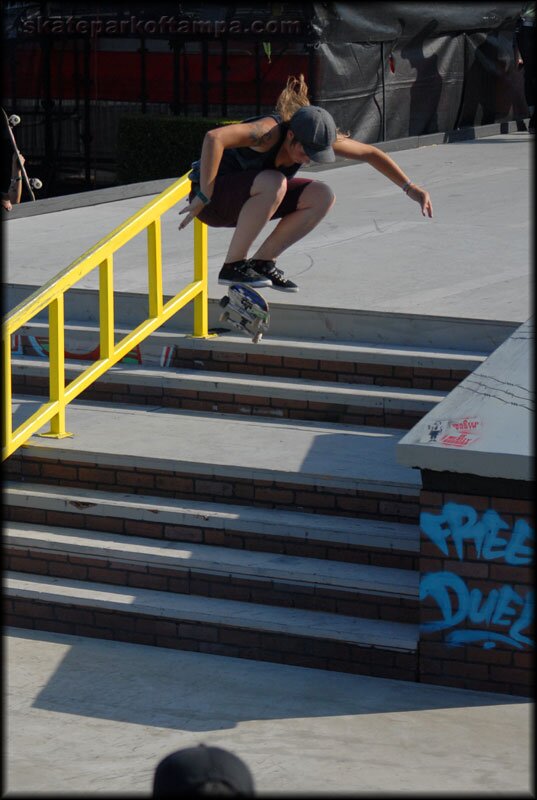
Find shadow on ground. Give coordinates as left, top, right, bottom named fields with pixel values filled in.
left=8, top=628, right=526, bottom=733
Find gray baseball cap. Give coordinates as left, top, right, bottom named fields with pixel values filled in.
left=289, top=105, right=337, bottom=163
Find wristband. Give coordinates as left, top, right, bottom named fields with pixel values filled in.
left=195, top=189, right=210, bottom=204
left=401, top=180, right=412, bottom=194
left=11, top=177, right=22, bottom=183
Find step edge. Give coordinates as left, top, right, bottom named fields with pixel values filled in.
left=4, top=483, right=420, bottom=551
left=12, top=447, right=423, bottom=496
left=11, top=357, right=449, bottom=404
left=5, top=572, right=419, bottom=650
left=5, top=528, right=419, bottom=597
left=13, top=323, right=490, bottom=363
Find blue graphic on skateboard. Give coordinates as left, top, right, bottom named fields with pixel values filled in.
left=218, top=283, right=270, bottom=344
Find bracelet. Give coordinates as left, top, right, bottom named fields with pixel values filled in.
left=401, top=180, right=412, bottom=194
left=195, top=189, right=210, bottom=204
left=10, top=177, right=22, bottom=183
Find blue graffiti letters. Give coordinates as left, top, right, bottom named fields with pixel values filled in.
left=420, top=571, right=534, bottom=649
left=420, top=502, right=533, bottom=565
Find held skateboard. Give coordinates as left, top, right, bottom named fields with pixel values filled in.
left=219, top=283, right=270, bottom=343
left=2, top=107, right=43, bottom=201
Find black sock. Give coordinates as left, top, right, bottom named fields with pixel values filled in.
left=224, top=259, right=246, bottom=268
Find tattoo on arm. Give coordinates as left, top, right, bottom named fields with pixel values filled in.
left=249, top=123, right=273, bottom=146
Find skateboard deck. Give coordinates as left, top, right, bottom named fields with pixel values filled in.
left=218, top=283, right=270, bottom=343
left=2, top=107, right=42, bottom=201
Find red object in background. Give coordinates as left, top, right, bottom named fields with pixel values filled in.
left=5, top=43, right=309, bottom=106
left=388, top=52, right=395, bottom=73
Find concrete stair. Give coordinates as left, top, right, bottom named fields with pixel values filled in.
left=5, top=572, right=418, bottom=679
left=11, top=355, right=446, bottom=428
left=4, top=304, right=501, bottom=681
left=11, top=320, right=487, bottom=428
left=3, top=483, right=419, bottom=567
left=4, top=520, right=419, bottom=622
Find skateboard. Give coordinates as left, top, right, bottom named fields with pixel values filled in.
left=218, top=283, right=270, bottom=343
left=2, top=107, right=43, bottom=201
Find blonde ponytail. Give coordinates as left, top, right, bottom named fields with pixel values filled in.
left=275, top=74, right=310, bottom=121
left=275, top=73, right=350, bottom=140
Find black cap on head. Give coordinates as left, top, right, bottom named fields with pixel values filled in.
left=153, top=745, right=255, bottom=797
left=289, top=105, right=337, bottom=163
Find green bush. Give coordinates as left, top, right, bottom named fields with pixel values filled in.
left=116, top=115, right=238, bottom=184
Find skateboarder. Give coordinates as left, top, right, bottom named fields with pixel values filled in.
left=178, top=75, right=433, bottom=293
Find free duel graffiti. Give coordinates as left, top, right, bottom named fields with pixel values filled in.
left=420, top=502, right=533, bottom=650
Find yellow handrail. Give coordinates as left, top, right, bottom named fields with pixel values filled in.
left=2, top=172, right=211, bottom=461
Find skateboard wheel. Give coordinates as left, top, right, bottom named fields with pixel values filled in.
left=253, top=332, right=263, bottom=344
left=8, top=114, right=21, bottom=126
left=219, top=311, right=230, bottom=323
left=30, top=178, right=42, bottom=189
left=219, top=296, right=230, bottom=308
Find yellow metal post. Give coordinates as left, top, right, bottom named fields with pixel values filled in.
left=38, top=295, right=73, bottom=439
left=99, top=255, right=115, bottom=359
left=147, top=218, right=163, bottom=318
left=2, top=332, right=13, bottom=457
left=192, top=218, right=215, bottom=338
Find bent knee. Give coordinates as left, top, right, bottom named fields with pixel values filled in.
left=252, top=170, right=288, bottom=201
left=300, top=181, right=336, bottom=212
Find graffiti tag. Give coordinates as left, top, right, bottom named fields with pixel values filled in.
left=420, top=502, right=534, bottom=649
left=421, top=503, right=533, bottom=565
left=420, top=572, right=533, bottom=649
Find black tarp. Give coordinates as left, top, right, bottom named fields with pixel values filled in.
left=308, top=2, right=524, bottom=42
left=2, top=2, right=530, bottom=191
left=308, top=2, right=528, bottom=140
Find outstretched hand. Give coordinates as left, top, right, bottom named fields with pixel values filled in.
left=407, top=185, right=433, bottom=218
left=178, top=195, right=206, bottom=230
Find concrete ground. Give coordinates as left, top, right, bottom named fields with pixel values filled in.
left=4, top=130, right=533, bottom=323
left=5, top=627, right=532, bottom=796
left=3, top=126, right=534, bottom=796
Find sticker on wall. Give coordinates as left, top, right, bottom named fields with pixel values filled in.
left=420, top=417, right=482, bottom=448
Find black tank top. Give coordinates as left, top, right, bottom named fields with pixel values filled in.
left=188, top=113, right=301, bottom=184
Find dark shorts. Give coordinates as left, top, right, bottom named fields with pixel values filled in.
left=190, top=169, right=312, bottom=228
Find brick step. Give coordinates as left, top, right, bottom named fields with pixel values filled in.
left=12, top=322, right=485, bottom=387
left=9, top=398, right=421, bottom=522
left=4, top=572, right=419, bottom=680
left=3, top=483, right=419, bottom=568
left=11, top=357, right=445, bottom=428
left=4, top=522, right=419, bottom=623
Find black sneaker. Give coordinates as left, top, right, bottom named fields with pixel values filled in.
left=218, top=260, right=272, bottom=288
left=247, top=259, right=299, bottom=292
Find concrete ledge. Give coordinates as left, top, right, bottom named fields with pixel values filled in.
left=397, top=319, right=533, bottom=480
left=6, top=283, right=519, bottom=348
left=3, top=178, right=178, bottom=220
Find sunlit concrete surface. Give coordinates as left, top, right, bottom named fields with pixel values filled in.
left=5, top=628, right=532, bottom=796
left=4, top=131, right=532, bottom=323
